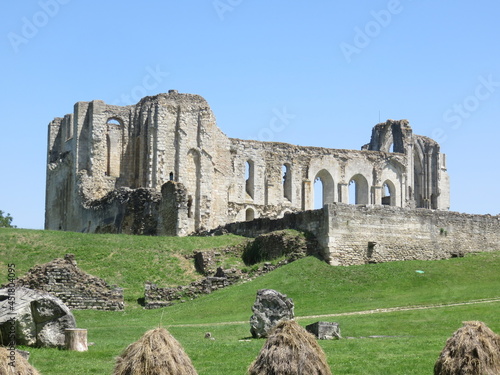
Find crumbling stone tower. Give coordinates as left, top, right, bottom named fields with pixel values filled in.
left=45, top=91, right=449, bottom=236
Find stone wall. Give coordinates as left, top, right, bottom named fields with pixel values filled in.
left=324, top=204, right=500, bottom=266
left=8, top=254, right=124, bottom=311
left=215, top=204, right=500, bottom=266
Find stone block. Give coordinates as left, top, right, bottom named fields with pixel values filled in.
left=306, top=321, right=342, bottom=340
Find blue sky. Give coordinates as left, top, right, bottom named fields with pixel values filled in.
left=1, top=1, right=499, bottom=229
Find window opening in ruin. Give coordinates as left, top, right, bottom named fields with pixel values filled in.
left=313, top=169, right=334, bottom=209
left=382, top=181, right=394, bottom=206
left=314, top=178, right=324, bottom=209
left=245, top=160, right=255, bottom=199
left=245, top=208, right=255, bottom=221
left=105, top=118, right=123, bottom=178
left=348, top=180, right=356, bottom=204
left=106, top=134, right=112, bottom=176
left=187, top=196, right=193, bottom=218
left=389, top=143, right=394, bottom=153
left=349, top=174, right=369, bottom=205
left=282, top=164, right=292, bottom=202
left=367, top=242, right=376, bottom=258
left=107, top=118, right=122, bottom=126
left=169, top=172, right=174, bottom=181
left=367, top=242, right=377, bottom=264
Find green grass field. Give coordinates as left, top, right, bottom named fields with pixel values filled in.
left=1, top=228, right=500, bottom=374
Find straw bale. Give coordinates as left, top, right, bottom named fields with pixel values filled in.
left=248, top=320, right=332, bottom=375
left=113, top=327, right=198, bottom=375
left=434, top=321, right=500, bottom=375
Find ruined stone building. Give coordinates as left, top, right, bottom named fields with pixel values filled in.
left=45, top=91, right=450, bottom=236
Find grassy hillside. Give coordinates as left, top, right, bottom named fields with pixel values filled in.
left=1, top=228, right=500, bottom=374
left=0, top=228, right=247, bottom=302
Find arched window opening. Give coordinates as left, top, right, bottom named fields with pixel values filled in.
left=245, top=208, right=255, bottom=221
left=169, top=172, right=174, bottom=181
left=313, top=169, right=334, bottom=209
left=349, top=174, right=369, bottom=204
left=389, top=143, right=394, bottom=153
left=282, top=164, right=292, bottom=202
left=105, top=118, right=123, bottom=178
left=107, top=118, right=122, bottom=126
left=382, top=180, right=395, bottom=206
left=314, top=177, right=324, bottom=209
left=245, top=160, right=254, bottom=199
left=348, top=180, right=357, bottom=205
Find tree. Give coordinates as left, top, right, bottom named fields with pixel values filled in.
left=0, top=210, right=15, bottom=228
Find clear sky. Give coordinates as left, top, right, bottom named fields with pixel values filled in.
left=1, top=1, right=499, bottom=229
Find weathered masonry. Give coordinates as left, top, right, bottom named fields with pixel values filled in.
left=45, top=90, right=450, bottom=237
left=218, top=204, right=500, bottom=266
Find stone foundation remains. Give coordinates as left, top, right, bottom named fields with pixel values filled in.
left=8, top=254, right=124, bottom=311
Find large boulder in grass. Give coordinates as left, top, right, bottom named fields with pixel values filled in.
left=250, top=289, right=294, bottom=338
left=0, top=287, right=76, bottom=347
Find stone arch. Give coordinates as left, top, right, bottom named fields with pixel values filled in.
left=313, top=169, right=335, bottom=209
left=282, top=163, right=292, bottom=202
left=349, top=174, right=369, bottom=204
left=245, top=207, right=255, bottom=221
left=382, top=179, right=396, bottom=206
left=105, top=117, right=124, bottom=177
left=245, top=160, right=255, bottom=199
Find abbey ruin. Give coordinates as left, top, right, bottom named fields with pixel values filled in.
left=45, top=91, right=500, bottom=265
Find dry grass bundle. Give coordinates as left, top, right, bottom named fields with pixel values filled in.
left=434, top=321, right=500, bottom=375
left=0, top=347, right=41, bottom=375
left=113, top=327, right=198, bottom=375
left=248, top=320, right=332, bottom=375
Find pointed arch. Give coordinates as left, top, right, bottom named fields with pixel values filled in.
left=382, top=179, right=396, bottom=206
left=313, top=169, right=334, bottom=209
left=245, top=207, right=255, bottom=221
left=349, top=174, right=369, bottom=204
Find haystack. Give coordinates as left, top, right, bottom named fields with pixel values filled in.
left=0, top=347, right=41, bottom=375
left=248, top=319, right=332, bottom=375
left=434, top=321, right=500, bottom=375
left=113, top=327, right=198, bottom=375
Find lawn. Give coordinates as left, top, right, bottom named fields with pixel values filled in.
left=1, top=228, right=499, bottom=374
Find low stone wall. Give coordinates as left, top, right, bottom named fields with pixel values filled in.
left=144, top=275, right=232, bottom=309
left=8, top=254, right=124, bottom=311
left=325, top=204, right=500, bottom=265
left=212, top=204, right=500, bottom=266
